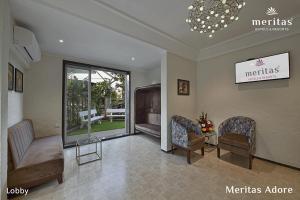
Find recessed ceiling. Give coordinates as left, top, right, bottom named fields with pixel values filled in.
left=95, top=0, right=300, bottom=50
left=10, top=0, right=164, bottom=70
left=10, top=0, right=300, bottom=65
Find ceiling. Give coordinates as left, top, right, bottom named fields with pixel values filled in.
left=10, top=0, right=300, bottom=68
left=10, top=0, right=164, bottom=70
left=96, top=0, right=300, bottom=50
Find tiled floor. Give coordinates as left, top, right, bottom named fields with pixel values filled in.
left=14, top=134, right=300, bottom=200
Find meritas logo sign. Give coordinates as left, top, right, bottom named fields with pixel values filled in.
left=252, top=7, right=293, bottom=32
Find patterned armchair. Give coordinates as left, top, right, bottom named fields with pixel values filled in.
left=217, top=116, right=256, bottom=169
left=171, top=115, right=205, bottom=164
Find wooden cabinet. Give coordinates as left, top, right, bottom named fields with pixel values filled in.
left=134, top=84, right=161, bottom=138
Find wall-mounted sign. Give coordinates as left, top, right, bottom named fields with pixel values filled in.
left=235, top=53, right=290, bottom=84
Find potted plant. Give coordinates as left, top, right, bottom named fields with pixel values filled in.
left=197, top=112, right=214, bottom=133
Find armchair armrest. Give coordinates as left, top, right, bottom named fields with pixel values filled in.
left=171, top=121, right=188, bottom=148
left=248, top=125, right=256, bottom=153
left=218, top=120, right=228, bottom=137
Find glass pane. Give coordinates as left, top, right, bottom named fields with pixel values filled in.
left=65, top=67, right=89, bottom=145
left=89, top=69, right=127, bottom=139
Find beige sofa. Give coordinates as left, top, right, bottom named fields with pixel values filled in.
left=7, top=120, right=64, bottom=189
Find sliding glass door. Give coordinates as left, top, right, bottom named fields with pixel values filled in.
left=63, top=61, right=130, bottom=147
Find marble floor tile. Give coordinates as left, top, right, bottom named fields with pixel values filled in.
left=12, top=134, right=300, bottom=200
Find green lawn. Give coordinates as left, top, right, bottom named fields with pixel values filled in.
left=67, top=120, right=125, bottom=136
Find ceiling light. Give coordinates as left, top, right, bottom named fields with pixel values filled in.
left=131, top=57, right=135, bottom=61
left=59, top=39, right=64, bottom=43
left=186, top=0, right=245, bottom=37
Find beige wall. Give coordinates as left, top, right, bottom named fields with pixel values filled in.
left=24, top=53, right=153, bottom=137
left=161, top=52, right=197, bottom=151
left=24, top=54, right=63, bottom=138
left=197, top=34, right=300, bottom=168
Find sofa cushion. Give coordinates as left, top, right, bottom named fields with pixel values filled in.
left=218, top=133, right=249, bottom=150
left=136, top=123, right=161, bottom=137
left=18, top=135, right=64, bottom=168
left=8, top=120, right=35, bottom=169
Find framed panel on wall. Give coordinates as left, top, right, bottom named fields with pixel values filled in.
left=15, top=68, right=23, bottom=93
left=177, top=79, right=190, bottom=95
left=8, top=63, right=14, bottom=91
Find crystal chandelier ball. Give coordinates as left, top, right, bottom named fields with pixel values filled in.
left=186, top=0, right=246, bottom=37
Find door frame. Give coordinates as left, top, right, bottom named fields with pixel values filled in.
left=62, top=60, right=131, bottom=148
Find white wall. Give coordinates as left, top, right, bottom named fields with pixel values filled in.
left=24, top=53, right=153, bottom=137
left=7, top=14, right=26, bottom=128
left=8, top=51, right=25, bottom=127
left=197, top=34, right=300, bottom=168
left=161, top=52, right=197, bottom=151
left=145, top=66, right=161, bottom=84
left=0, top=0, right=10, bottom=198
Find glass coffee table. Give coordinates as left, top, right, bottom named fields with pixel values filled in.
left=76, top=136, right=102, bottom=165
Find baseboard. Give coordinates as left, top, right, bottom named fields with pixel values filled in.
left=254, top=156, right=300, bottom=171
left=161, top=148, right=172, bottom=153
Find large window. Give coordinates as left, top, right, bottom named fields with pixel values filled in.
left=63, top=61, right=130, bottom=147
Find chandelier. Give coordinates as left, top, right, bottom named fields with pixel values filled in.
left=186, top=0, right=246, bottom=37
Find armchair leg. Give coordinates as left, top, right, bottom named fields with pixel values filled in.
left=201, top=147, right=204, bottom=156
left=249, top=154, right=253, bottom=169
left=187, top=150, right=191, bottom=164
left=57, top=173, right=63, bottom=184
left=171, top=145, right=174, bottom=154
left=217, top=146, right=220, bottom=158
